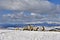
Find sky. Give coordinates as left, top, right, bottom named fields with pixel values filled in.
left=0, top=0, right=60, bottom=24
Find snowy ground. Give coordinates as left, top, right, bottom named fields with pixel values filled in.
left=0, top=30, right=60, bottom=40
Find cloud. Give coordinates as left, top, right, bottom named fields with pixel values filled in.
left=1, top=11, right=60, bottom=24
left=0, top=0, right=55, bottom=13
left=0, top=0, right=60, bottom=24
left=1, top=12, right=44, bottom=23
left=2, top=12, right=24, bottom=20
left=30, top=13, right=36, bottom=16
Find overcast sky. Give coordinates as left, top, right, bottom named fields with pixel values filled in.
left=0, top=0, right=60, bottom=24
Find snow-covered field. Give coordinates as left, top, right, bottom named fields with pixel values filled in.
left=0, top=30, right=60, bottom=40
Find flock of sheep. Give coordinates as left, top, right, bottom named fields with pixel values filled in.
left=15, top=25, right=60, bottom=32
left=15, top=25, right=45, bottom=31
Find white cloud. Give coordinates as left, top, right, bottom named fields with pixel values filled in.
left=0, top=0, right=55, bottom=13
left=30, top=13, right=36, bottom=16
left=2, top=12, right=24, bottom=19
left=0, top=0, right=60, bottom=24
left=24, top=21, right=43, bottom=24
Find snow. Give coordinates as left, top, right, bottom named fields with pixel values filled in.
left=0, top=30, right=60, bottom=40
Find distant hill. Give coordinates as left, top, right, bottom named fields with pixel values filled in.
left=0, top=22, right=60, bottom=28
